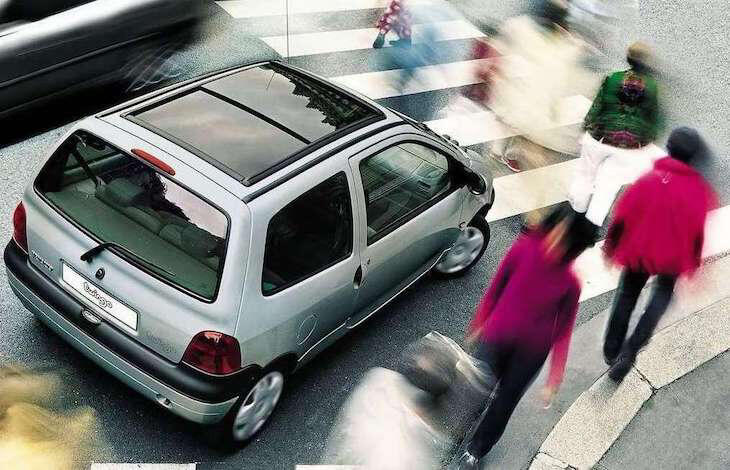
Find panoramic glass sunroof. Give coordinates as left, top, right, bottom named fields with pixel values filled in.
left=132, top=64, right=379, bottom=185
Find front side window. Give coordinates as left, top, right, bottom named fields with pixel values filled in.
left=263, top=172, right=353, bottom=295
left=360, top=143, right=451, bottom=243
left=36, top=131, right=228, bottom=300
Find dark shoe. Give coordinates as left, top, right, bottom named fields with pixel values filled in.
left=604, top=352, right=619, bottom=367
left=608, top=352, right=635, bottom=383
left=373, top=33, right=385, bottom=49
left=454, top=451, right=479, bottom=470
left=603, top=342, right=621, bottom=366
left=389, top=37, right=412, bottom=47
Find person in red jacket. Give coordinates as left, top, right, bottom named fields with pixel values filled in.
left=602, top=127, right=717, bottom=383
left=456, top=207, right=594, bottom=469
left=373, top=0, right=412, bottom=49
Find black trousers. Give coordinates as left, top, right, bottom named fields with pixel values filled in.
left=467, top=341, right=548, bottom=458
left=604, top=269, right=678, bottom=361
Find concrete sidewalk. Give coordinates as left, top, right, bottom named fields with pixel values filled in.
left=597, top=350, right=730, bottom=469
left=480, top=254, right=730, bottom=470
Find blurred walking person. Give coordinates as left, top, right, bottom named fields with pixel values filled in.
left=373, top=0, right=412, bottom=49
left=569, top=41, right=665, bottom=227
left=487, top=0, right=590, bottom=173
left=601, top=127, right=717, bottom=383
left=322, top=332, right=493, bottom=470
left=456, top=209, right=594, bottom=469
left=0, top=364, right=105, bottom=470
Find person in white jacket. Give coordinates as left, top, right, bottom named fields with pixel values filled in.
left=321, top=333, right=493, bottom=470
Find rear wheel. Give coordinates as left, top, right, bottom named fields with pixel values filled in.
left=210, top=370, right=285, bottom=449
left=432, top=215, right=490, bottom=278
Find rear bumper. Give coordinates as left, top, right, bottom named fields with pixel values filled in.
left=4, top=240, right=257, bottom=424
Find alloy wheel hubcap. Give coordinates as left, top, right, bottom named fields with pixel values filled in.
left=232, top=371, right=284, bottom=441
left=435, top=226, right=485, bottom=274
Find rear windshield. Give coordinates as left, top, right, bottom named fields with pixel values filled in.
left=35, top=131, right=228, bottom=300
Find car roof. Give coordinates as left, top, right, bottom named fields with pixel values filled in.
left=97, top=61, right=413, bottom=202
left=122, top=62, right=384, bottom=187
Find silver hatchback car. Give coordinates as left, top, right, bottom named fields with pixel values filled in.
left=5, top=61, right=494, bottom=445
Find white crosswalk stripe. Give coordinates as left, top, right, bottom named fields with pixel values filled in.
left=332, top=58, right=492, bottom=99
left=216, top=0, right=432, bottom=19
left=261, top=20, right=484, bottom=57
left=425, top=95, right=592, bottom=147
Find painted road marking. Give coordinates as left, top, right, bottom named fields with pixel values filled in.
left=332, top=58, right=495, bottom=99
left=261, top=20, right=483, bottom=57
left=216, top=0, right=431, bottom=19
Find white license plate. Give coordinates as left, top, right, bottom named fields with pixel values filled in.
left=62, top=264, right=138, bottom=331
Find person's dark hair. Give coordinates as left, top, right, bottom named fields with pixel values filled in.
left=536, top=0, right=569, bottom=30
left=667, top=126, right=704, bottom=164
left=626, top=41, right=652, bottom=73
left=626, top=57, right=645, bottom=72
left=538, top=206, right=597, bottom=263
left=399, top=335, right=457, bottom=397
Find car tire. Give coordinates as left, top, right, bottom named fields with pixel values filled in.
left=432, top=214, right=490, bottom=279
left=206, top=369, right=286, bottom=449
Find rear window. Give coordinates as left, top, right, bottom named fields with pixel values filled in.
left=35, top=131, right=228, bottom=300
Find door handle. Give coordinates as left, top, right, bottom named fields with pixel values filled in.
left=353, top=266, right=363, bottom=289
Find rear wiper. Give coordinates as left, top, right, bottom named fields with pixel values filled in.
left=81, top=242, right=176, bottom=277
left=71, top=136, right=101, bottom=187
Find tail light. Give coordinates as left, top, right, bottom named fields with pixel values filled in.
left=182, top=331, right=241, bottom=375
left=12, top=202, right=28, bottom=253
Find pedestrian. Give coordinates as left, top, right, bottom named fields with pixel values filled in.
left=464, top=24, right=500, bottom=105
left=487, top=0, right=588, bottom=173
left=456, top=207, right=594, bottom=469
left=373, top=0, right=412, bottom=49
left=321, top=332, right=493, bottom=470
left=601, top=127, right=717, bottom=383
left=569, top=41, right=665, bottom=227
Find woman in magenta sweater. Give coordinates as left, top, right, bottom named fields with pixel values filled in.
left=457, top=208, right=594, bottom=469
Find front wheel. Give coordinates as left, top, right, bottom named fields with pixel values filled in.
left=432, top=215, right=490, bottom=278
left=210, top=370, right=285, bottom=449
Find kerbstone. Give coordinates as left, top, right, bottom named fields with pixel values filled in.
left=528, top=452, right=572, bottom=470
left=539, top=369, right=652, bottom=470
left=636, top=297, right=730, bottom=389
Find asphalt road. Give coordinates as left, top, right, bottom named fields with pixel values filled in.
left=0, top=1, right=728, bottom=468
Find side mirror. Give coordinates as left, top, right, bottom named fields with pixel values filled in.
left=466, top=170, right=487, bottom=195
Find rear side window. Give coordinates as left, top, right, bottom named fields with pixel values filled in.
left=35, top=131, right=228, bottom=300
left=262, top=173, right=353, bottom=295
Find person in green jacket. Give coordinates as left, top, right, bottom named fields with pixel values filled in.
left=569, top=41, right=666, bottom=227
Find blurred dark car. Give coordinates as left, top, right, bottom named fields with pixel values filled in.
left=0, top=0, right=207, bottom=120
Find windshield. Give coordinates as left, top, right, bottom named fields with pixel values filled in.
left=35, top=131, right=228, bottom=300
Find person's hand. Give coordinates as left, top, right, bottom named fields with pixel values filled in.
left=540, top=385, right=558, bottom=409
left=465, top=328, right=481, bottom=351
left=602, top=252, right=613, bottom=270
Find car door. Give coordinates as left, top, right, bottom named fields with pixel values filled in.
left=242, top=166, right=362, bottom=366
left=346, top=135, right=466, bottom=328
